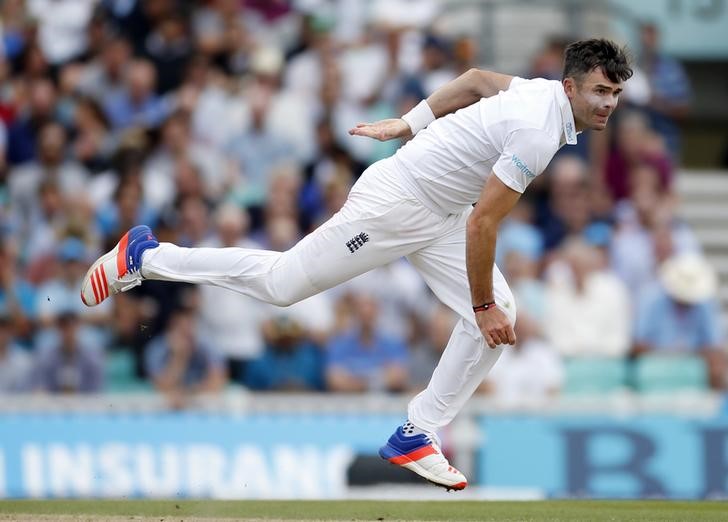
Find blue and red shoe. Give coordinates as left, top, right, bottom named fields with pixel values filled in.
left=379, top=425, right=467, bottom=491
left=80, top=225, right=159, bottom=307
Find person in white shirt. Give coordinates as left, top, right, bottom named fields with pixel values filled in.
left=544, top=238, right=632, bottom=358
left=82, top=39, right=633, bottom=490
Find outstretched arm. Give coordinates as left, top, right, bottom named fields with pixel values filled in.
left=349, top=68, right=514, bottom=141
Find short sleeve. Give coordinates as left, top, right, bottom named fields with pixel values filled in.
left=492, top=128, right=558, bottom=193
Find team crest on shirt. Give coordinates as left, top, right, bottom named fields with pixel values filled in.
left=346, top=232, right=369, bottom=253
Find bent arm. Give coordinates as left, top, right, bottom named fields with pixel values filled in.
left=428, top=68, right=514, bottom=118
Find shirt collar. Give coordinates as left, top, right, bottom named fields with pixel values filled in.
left=556, top=83, right=578, bottom=145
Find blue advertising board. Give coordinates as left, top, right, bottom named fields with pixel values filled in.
left=2, top=411, right=728, bottom=499
left=0, top=413, right=401, bottom=499
left=479, top=415, right=728, bottom=499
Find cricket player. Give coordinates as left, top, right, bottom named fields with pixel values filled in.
left=81, top=39, right=632, bottom=490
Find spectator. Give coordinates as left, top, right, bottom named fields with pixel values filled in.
left=0, top=236, right=36, bottom=345
left=8, top=121, right=89, bottom=223
left=611, top=188, right=699, bottom=303
left=634, top=254, right=726, bottom=389
left=604, top=110, right=673, bottom=203
left=145, top=305, right=227, bottom=408
left=538, top=155, right=594, bottom=251
left=226, top=81, right=294, bottom=210
left=77, top=35, right=132, bottom=103
left=0, top=313, right=32, bottom=392
left=325, top=293, right=408, bottom=393
left=244, top=315, right=324, bottom=391
left=412, top=33, right=456, bottom=97
left=503, top=249, right=545, bottom=324
left=31, top=310, right=104, bottom=394
left=527, top=36, right=569, bottom=81
left=96, top=175, right=157, bottom=249
left=143, top=13, right=194, bottom=94
left=639, top=22, right=691, bottom=159
left=102, top=59, right=172, bottom=130
left=71, top=97, right=116, bottom=175
left=544, top=238, right=631, bottom=358
left=143, top=111, right=228, bottom=212
left=483, top=311, right=563, bottom=404
left=27, top=0, right=98, bottom=65
left=6, top=78, right=58, bottom=166
left=196, top=203, right=268, bottom=383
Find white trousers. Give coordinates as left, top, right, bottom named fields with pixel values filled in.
left=141, top=162, right=516, bottom=432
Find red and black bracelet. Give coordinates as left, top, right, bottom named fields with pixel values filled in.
left=472, top=301, right=497, bottom=313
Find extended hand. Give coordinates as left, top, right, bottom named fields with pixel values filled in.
left=348, top=118, right=412, bottom=142
left=475, top=306, right=516, bottom=349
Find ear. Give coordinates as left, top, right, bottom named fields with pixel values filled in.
left=562, top=77, right=576, bottom=98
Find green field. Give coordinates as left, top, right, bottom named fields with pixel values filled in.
left=0, top=500, right=726, bottom=522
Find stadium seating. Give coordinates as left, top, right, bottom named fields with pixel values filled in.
left=632, top=354, right=708, bottom=393
left=562, top=357, right=629, bottom=395
left=104, top=350, right=151, bottom=393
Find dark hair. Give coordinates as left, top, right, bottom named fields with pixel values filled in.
left=563, top=39, right=633, bottom=84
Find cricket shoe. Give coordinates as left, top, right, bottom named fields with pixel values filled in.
left=379, top=425, right=467, bottom=491
left=80, top=225, right=159, bottom=306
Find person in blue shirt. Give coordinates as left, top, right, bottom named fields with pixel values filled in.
left=638, top=22, right=691, bottom=160
left=145, top=304, right=227, bottom=408
left=633, top=253, right=726, bottom=388
left=325, top=293, right=409, bottom=393
left=244, top=315, right=323, bottom=391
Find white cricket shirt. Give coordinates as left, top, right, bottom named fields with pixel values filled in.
left=389, top=77, right=578, bottom=216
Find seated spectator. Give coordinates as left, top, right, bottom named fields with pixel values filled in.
left=0, top=312, right=32, bottom=392
left=145, top=305, right=227, bottom=408
left=611, top=185, right=699, bottom=303
left=504, top=249, right=545, bottom=323
left=538, top=155, right=594, bottom=251
left=95, top=175, right=158, bottom=249
left=35, top=237, right=111, bottom=351
left=6, top=78, right=58, bottom=166
left=325, top=293, right=408, bottom=393
left=544, top=238, right=631, bottom=358
left=143, top=111, right=228, bottom=212
left=0, top=236, right=36, bottom=346
left=77, top=34, right=131, bottom=103
left=244, top=315, right=324, bottom=391
left=8, top=121, right=89, bottom=219
left=604, top=110, right=672, bottom=202
left=634, top=254, right=726, bottom=389
left=102, top=59, right=172, bottom=130
left=30, top=310, right=104, bottom=394
left=483, top=311, right=563, bottom=404
left=196, top=203, right=268, bottom=383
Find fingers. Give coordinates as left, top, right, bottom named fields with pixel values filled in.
left=506, top=325, right=517, bottom=345
left=348, top=123, right=370, bottom=135
left=484, top=326, right=517, bottom=349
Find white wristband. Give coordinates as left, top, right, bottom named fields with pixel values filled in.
left=401, top=100, right=436, bottom=135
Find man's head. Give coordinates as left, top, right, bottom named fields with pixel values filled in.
left=562, top=39, right=633, bottom=131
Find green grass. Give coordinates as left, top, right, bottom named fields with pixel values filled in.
left=0, top=500, right=726, bottom=521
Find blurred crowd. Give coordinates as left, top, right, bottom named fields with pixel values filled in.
left=0, top=0, right=725, bottom=407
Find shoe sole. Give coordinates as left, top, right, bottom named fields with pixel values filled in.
left=379, top=444, right=467, bottom=491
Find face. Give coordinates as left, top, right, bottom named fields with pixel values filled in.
left=564, top=68, right=623, bottom=131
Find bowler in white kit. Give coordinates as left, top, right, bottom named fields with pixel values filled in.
left=82, top=39, right=633, bottom=490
